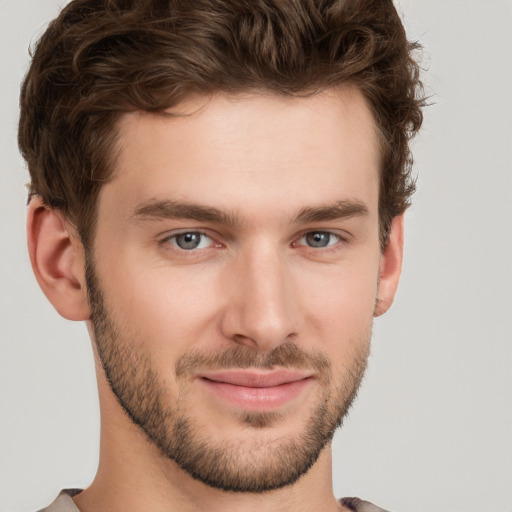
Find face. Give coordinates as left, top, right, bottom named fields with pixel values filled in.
left=87, top=88, right=387, bottom=492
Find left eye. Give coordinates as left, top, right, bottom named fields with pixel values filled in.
left=299, top=231, right=340, bottom=248
left=168, top=232, right=213, bottom=250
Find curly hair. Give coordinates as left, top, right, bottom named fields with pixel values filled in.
left=18, top=0, right=424, bottom=249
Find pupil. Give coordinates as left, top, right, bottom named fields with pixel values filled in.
left=177, top=233, right=200, bottom=249
left=307, top=232, right=329, bottom=247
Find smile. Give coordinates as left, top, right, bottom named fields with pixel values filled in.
left=196, top=370, right=314, bottom=411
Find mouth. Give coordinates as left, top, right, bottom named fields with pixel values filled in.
left=196, top=369, right=315, bottom=411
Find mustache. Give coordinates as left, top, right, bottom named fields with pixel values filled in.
left=175, top=343, right=331, bottom=380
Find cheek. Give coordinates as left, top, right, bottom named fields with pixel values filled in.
left=94, top=229, right=380, bottom=368
left=294, top=260, right=378, bottom=364
left=297, top=261, right=379, bottom=325
left=97, top=255, right=224, bottom=356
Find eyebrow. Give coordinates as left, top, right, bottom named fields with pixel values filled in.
left=131, top=198, right=369, bottom=226
left=132, top=199, right=241, bottom=226
left=292, top=200, right=369, bottom=223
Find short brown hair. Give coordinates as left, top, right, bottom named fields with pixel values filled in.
left=18, top=0, right=424, bottom=249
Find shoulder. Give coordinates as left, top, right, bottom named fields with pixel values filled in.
left=37, top=489, right=82, bottom=512
left=340, top=496, right=391, bottom=512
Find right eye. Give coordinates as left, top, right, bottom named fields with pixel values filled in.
left=165, top=232, right=214, bottom=251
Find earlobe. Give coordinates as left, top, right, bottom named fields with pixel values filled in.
left=27, top=196, right=90, bottom=321
left=374, top=215, right=404, bottom=317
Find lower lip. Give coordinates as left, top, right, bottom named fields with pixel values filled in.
left=199, top=377, right=313, bottom=411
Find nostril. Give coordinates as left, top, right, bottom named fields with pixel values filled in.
left=232, top=333, right=259, bottom=348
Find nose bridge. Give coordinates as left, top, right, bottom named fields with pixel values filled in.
left=223, top=240, right=298, bottom=350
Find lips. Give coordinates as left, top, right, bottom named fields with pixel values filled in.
left=197, top=370, right=314, bottom=411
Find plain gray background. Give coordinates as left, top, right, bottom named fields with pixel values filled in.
left=1, top=1, right=511, bottom=511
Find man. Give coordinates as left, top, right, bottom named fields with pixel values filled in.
left=18, top=0, right=424, bottom=511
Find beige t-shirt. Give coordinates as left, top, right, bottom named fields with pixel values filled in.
left=38, top=489, right=390, bottom=512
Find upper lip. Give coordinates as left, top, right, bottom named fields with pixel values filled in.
left=198, top=369, right=313, bottom=388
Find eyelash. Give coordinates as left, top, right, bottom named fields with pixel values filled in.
left=159, top=230, right=347, bottom=253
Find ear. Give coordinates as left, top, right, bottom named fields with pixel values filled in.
left=374, top=215, right=404, bottom=317
left=27, top=196, right=90, bottom=320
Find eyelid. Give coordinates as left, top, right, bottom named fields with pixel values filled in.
left=295, top=228, right=348, bottom=242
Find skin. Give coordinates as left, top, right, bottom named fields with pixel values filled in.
left=27, top=87, right=404, bottom=512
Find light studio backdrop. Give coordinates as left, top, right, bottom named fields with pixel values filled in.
left=1, top=1, right=511, bottom=511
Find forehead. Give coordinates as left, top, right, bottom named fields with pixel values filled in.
left=102, top=87, right=381, bottom=223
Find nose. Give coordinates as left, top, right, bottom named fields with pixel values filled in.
left=219, top=242, right=300, bottom=352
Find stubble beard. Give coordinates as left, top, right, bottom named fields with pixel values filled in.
left=85, top=255, right=371, bottom=493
